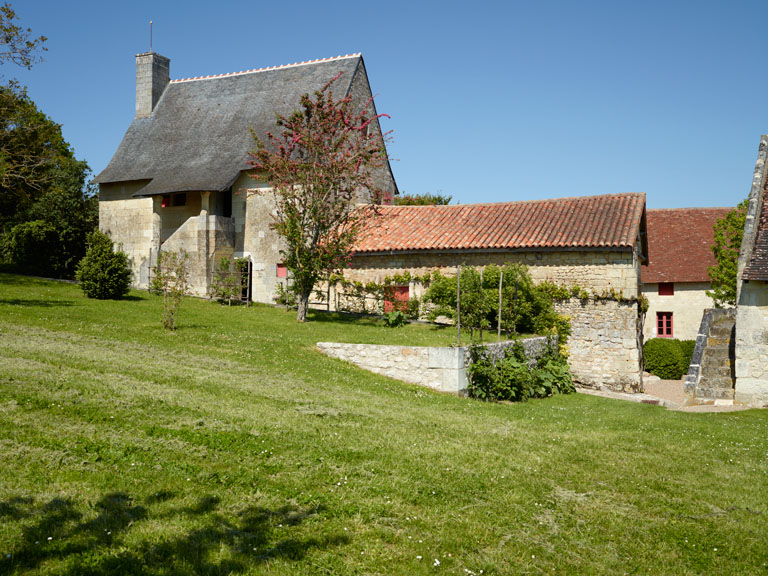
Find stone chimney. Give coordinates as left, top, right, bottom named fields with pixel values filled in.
left=135, top=52, right=170, bottom=117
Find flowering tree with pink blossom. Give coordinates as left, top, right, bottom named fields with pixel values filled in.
left=249, top=74, right=391, bottom=322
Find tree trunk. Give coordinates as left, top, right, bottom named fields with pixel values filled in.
left=296, top=291, right=310, bottom=322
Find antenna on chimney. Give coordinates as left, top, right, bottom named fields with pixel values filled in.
left=150, top=20, right=153, bottom=53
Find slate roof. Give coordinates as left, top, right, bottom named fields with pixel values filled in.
left=353, top=193, right=647, bottom=254
left=95, top=54, right=389, bottom=196
left=742, top=195, right=768, bottom=281
left=641, top=208, right=733, bottom=284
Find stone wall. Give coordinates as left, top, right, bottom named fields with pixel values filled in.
left=685, top=308, right=736, bottom=405
left=641, top=282, right=716, bottom=341
left=556, top=297, right=642, bottom=392
left=343, top=251, right=643, bottom=392
left=316, top=336, right=553, bottom=395
left=161, top=215, right=235, bottom=296
left=348, top=249, right=640, bottom=298
left=735, top=281, right=768, bottom=407
left=99, top=181, right=155, bottom=287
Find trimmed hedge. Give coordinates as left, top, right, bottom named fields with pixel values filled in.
left=644, top=338, right=695, bottom=380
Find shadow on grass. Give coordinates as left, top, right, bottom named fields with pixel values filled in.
left=0, top=298, right=75, bottom=307
left=0, top=492, right=347, bottom=575
left=305, top=309, right=381, bottom=326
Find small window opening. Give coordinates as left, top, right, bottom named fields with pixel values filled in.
left=172, top=193, right=187, bottom=207
left=161, top=195, right=171, bottom=208
left=276, top=263, right=287, bottom=278
left=657, top=312, right=673, bottom=338
left=658, top=282, right=674, bottom=296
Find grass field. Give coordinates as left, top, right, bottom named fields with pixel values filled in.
left=0, top=273, right=766, bottom=575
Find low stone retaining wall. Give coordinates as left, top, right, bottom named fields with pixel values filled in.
left=316, top=336, right=553, bottom=395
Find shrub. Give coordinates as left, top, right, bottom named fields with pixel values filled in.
left=643, top=338, right=687, bottom=379
left=75, top=230, right=132, bottom=299
left=468, top=340, right=573, bottom=402
left=422, top=264, right=570, bottom=344
left=151, top=250, right=189, bottom=330
left=382, top=310, right=407, bottom=328
left=679, top=340, right=696, bottom=373
left=5, top=220, right=60, bottom=277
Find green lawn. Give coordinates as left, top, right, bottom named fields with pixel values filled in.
left=0, top=274, right=766, bottom=575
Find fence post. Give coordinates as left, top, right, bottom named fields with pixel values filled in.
left=479, top=268, right=484, bottom=342
left=456, top=264, right=461, bottom=346
left=497, top=269, right=503, bottom=341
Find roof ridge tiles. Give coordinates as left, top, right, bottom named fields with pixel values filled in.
left=380, top=192, right=643, bottom=211
left=170, top=53, right=362, bottom=84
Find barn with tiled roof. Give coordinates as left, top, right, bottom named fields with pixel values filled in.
left=343, top=193, right=649, bottom=392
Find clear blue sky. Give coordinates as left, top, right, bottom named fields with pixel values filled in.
left=9, top=0, right=768, bottom=209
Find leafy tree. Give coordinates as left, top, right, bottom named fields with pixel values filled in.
left=394, top=192, right=452, bottom=206
left=249, top=74, right=391, bottom=322
left=0, top=2, right=46, bottom=71
left=75, top=230, right=132, bottom=300
left=707, top=200, right=748, bottom=307
left=0, top=82, right=96, bottom=277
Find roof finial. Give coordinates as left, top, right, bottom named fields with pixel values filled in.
left=150, top=20, right=153, bottom=53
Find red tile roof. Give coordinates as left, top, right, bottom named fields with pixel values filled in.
left=641, top=208, right=733, bottom=284
left=353, top=193, right=646, bottom=253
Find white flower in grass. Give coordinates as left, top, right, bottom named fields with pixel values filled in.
left=416, top=555, right=422, bottom=560
left=433, top=558, right=440, bottom=566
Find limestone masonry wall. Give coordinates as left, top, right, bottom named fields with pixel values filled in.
left=316, top=336, right=553, bottom=395
left=348, top=250, right=639, bottom=298
left=99, top=182, right=154, bottom=287
left=735, top=280, right=768, bottom=407
left=556, top=298, right=642, bottom=392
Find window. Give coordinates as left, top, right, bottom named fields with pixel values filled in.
left=161, top=193, right=186, bottom=207
left=658, top=282, right=674, bottom=296
left=276, top=263, right=287, bottom=278
left=657, top=312, right=673, bottom=338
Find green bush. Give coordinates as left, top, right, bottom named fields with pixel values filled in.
left=679, top=340, right=696, bottom=373
left=643, top=338, right=688, bottom=380
left=468, top=340, right=574, bottom=402
left=382, top=310, right=407, bottom=328
left=5, top=220, right=61, bottom=277
left=422, top=263, right=570, bottom=344
left=75, top=230, right=132, bottom=299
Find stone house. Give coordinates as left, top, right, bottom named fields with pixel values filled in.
left=641, top=208, right=732, bottom=341
left=343, top=194, right=649, bottom=391
left=94, top=52, right=397, bottom=299
left=735, top=135, right=768, bottom=407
